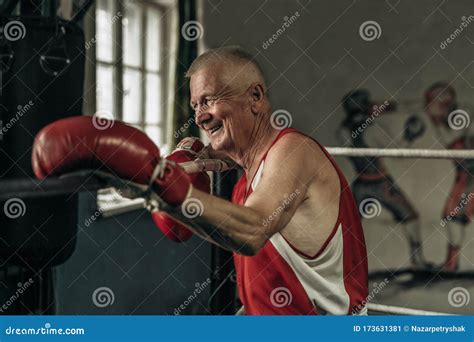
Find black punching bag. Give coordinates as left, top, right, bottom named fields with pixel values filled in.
left=0, top=13, right=86, bottom=268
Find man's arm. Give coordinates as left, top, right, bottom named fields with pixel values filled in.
left=30, top=117, right=316, bottom=254
left=163, top=133, right=318, bottom=256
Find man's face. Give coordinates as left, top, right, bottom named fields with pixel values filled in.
left=190, top=66, right=255, bottom=153
left=426, top=88, right=456, bottom=119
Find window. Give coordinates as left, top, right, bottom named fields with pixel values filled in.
left=95, top=0, right=165, bottom=145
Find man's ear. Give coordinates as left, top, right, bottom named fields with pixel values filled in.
left=250, top=83, right=266, bottom=114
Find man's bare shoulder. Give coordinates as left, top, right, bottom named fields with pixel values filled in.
left=268, top=131, right=329, bottom=167
left=267, top=131, right=339, bottom=192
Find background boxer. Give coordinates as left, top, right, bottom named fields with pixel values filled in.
left=337, top=89, right=430, bottom=269
left=424, top=82, right=472, bottom=272
left=33, top=47, right=368, bottom=315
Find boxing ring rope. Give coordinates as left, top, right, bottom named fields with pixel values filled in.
left=325, top=147, right=474, bottom=160
left=93, top=147, right=474, bottom=218
left=367, top=304, right=456, bottom=316
left=179, top=148, right=474, bottom=174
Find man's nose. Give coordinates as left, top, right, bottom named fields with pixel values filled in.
left=195, top=108, right=212, bottom=127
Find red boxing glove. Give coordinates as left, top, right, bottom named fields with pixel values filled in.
left=165, top=137, right=210, bottom=193
left=151, top=212, right=193, bottom=242
left=151, top=137, right=211, bottom=242
left=32, top=116, right=160, bottom=184
left=32, top=116, right=193, bottom=206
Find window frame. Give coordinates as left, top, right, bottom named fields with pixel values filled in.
left=92, top=0, right=168, bottom=146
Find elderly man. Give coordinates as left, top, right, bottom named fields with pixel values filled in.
left=32, top=47, right=368, bottom=315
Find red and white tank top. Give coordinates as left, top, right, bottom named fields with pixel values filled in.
left=232, top=128, right=368, bottom=315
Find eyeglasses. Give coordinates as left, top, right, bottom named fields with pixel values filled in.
left=191, top=83, right=261, bottom=116
left=192, top=96, right=219, bottom=116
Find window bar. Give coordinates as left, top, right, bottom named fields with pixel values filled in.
left=158, top=5, right=166, bottom=146
left=114, top=0, right=124, bottom=120
left=85, top=1, right=97, bottom=114
left=140, top=5, right=147, bottom=131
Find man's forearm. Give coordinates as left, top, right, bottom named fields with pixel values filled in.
left=163, top=188, right=266, bottom=255
left=166, top=206, right=239, bottom=252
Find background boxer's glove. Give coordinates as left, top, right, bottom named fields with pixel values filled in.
left=404, top=115, right=425, bottom=143
left=151, top=137, right=211, bottom=242
left=32, top=116, right=192, bottom=206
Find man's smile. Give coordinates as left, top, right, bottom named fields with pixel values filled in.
left=209, top=124, right=223, bottom=135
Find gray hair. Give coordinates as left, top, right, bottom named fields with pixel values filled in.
left=185, top=46, right=266, bottom=86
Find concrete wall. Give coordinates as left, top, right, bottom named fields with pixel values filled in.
left=200, top=0, right=474, bottom=272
